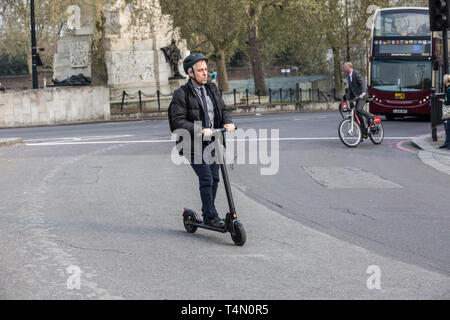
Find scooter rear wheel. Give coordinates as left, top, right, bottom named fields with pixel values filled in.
left=231, top=222, right=246, bottom=246
left=183, top=211, right=198, bottom=233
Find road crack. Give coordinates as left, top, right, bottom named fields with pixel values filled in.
left=57, top=239, right=132, bottom=256
left=341, top=208, right=376, bottom=221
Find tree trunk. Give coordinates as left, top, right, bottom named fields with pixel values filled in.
left=91, top=10, right=108, bottom=86
left=215, top=48, right=229, bottom=92
left=27, top=54, right=32, bottom=75
left=332, top=47, right=344, bottom=99
left=248, top=18, right=267, bottom=96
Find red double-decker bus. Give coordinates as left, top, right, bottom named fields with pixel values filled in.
left=369, top=7, right=436, bottom=119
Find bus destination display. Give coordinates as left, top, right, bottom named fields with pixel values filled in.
left=373, top=39, right=430, bottom=57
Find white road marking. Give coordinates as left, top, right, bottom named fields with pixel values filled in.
left=24, top=135, right=133, bottom=143
left=25, top=136, right=414, bottom=146
left=293, top=116, right=331, bottom=121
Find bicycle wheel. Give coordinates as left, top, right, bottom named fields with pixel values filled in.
left=339, top=119, right=362, bottom=147
left=369, top=122, right=384, bottom=144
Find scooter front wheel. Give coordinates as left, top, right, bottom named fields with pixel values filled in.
left=231, top=221, right=246, bottom=246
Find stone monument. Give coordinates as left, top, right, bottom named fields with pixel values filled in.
left=52, top=5, right=93, bottom=83
left=52, top=0, right=189, bottom=97
left=103, top=0, right=189, bottom=98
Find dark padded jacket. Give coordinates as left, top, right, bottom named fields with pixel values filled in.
left=169, top=79, right=233, bottom=156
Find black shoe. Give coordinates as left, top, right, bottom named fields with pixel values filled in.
left=439, top=144, right=449, bottom=149
left=204, top=216, right=225, bottom=228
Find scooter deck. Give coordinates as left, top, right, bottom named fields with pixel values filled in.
left=185, top=221, right=228, bottom=233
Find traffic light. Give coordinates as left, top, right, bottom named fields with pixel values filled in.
left=429, top=0, right=449, bottom=31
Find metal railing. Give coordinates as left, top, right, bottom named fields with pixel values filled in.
left=112, top=86, right=338, bottom=113
left=109, top=90, right=163, bottom=113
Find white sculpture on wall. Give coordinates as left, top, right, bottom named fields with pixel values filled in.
left=67, top=5, right=81, bottom=30
left=70, top=41, right=89, bottom=68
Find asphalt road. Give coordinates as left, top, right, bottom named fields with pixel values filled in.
left=0, top=112, right=449, bottom=299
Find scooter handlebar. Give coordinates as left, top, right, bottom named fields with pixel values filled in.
left=197, top=126, right=237, bottom=137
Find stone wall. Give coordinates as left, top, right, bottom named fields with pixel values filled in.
left=0, top=86, right=110, bottom=128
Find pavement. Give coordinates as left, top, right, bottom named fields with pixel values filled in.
left=412, top=130, right=450, bottom=176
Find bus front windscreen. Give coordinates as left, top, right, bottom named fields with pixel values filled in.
left=371, top=60, right=431, bottom=92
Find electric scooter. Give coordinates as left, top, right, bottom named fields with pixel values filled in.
left=182, top=128, right=246, bottom=246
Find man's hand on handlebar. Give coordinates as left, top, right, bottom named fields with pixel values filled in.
left=224, top=123, right=235, bottom=132
left=202, top=128, right=213, bottom=137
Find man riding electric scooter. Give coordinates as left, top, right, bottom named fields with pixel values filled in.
left=169, top=53, right=235, bottom=228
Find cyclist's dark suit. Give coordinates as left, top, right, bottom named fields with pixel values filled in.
left=347, top=69, right=374, bottom=128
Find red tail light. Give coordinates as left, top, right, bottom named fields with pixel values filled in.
left=373, top=116, right=381, bottom=124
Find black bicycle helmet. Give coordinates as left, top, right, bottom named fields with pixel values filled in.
left=183, top=53, right=208, bottom=74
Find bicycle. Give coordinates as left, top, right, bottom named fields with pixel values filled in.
left=338, top=97, right=384, bottom=147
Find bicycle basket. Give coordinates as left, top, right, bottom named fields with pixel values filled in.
left=341, top=101, right=349, bottom=112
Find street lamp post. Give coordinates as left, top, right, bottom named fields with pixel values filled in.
left=444, top=28, right=449, bottom=75
left=30, top=0, right=38, bottom=89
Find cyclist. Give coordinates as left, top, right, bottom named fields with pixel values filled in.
left=344, top=62, right=375, bottom=134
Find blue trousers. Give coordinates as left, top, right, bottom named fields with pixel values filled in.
left=444, top=120, right=450, bottom=147
left=189, top=157, right=220, bottom=220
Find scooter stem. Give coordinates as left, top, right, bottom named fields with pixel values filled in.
left=215, top=130, right=237, bottom=215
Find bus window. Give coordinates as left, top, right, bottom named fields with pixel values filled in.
left=374, top=10, right=430, bottom=37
